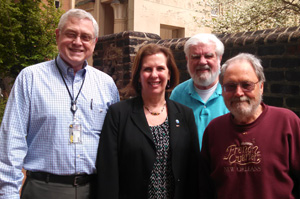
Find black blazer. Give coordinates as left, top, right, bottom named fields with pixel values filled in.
left=97, top=96, right=200, bottom=199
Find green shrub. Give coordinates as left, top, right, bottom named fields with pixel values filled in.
left=0, top=97, right=7, bottom=125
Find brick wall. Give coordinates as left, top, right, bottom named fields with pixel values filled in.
left=93, top=27, right=300, bottom=116
left=94, top=31, right=161, bottom=92
left=217, top=27, right=300, bottom=117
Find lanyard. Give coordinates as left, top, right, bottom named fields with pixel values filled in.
left=55, top=57, right=86, bottom=115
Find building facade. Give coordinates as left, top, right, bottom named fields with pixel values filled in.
left=52, top=0, right=208, bottom=65
left=72, top=0, right=209, bottom=39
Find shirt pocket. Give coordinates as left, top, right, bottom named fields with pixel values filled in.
left=91, top=103, right=108, bottom=132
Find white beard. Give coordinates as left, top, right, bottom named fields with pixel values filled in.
left=228, top=95, right=262, bottom=119
left=188, top=64, right=219, bottom=87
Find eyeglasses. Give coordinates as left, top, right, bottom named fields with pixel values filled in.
left=222, top=81, right=260, bottom=92
left=64, top=32, right=94, bottom=42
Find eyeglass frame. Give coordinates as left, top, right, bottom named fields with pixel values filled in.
left=63, top=31, right=95, bottom=43
left=222, top=80, right=261, bottom=93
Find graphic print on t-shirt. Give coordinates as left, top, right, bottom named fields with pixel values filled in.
left=223, top=139, right=262, bottom=172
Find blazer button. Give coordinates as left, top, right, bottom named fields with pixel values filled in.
left=177, top=179, right=180, bottom=182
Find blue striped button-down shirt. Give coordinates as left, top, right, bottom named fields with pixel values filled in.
left=0, top=55, right=120, bottom=199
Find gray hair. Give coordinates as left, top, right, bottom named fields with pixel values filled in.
left=184, top=33, right=224, bottom=58
left=58, top=9, right=99, bottom=38
left=219, top=53, right=266, bottom=85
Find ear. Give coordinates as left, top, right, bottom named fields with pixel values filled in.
left=55, top=29, right=60, bottom=43
left=91, top=37, right=98, bottom=50
left=260, top=82, right=264, bottom=95
left=218, top=55, right=222, bottom=66
left=219, top=55, right=222, bottom=62
left=94, top=37, right=98, bottom=44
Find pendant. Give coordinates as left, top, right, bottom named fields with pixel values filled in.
left=71, top=101, right=78, bottom=113
left=144, top=103, right=166, bottom=116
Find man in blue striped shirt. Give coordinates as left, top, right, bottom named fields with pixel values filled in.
left=0, top=9, right=119, bottom=199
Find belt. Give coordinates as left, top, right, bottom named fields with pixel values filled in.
left=26, top=171, right=96, bottom=186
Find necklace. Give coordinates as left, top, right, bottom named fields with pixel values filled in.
left=144, top=103, right=166, bottom=116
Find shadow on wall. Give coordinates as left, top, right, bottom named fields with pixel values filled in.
left=94, top=28, right=300, bottom=117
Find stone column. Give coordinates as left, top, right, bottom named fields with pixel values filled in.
left=111, top=0, right=127, bottom=33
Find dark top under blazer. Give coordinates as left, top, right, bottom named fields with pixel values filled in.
left=97, top=96, right=200, bottom=199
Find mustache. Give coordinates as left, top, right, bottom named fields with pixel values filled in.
left=231, top=96, right=250, bottom=103
left=195, top=65, right=211, bottom=71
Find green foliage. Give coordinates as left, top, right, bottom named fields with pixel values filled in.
left=0, top=0, right=64, bottom=78
left=0, top=97, right=7, bottom=125
left=196, top=0, right=300, bottom=34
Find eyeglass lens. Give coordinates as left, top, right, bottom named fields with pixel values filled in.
left=223, top=81, right=259, bottom=92
left=65, top=32, right=93, bottom=42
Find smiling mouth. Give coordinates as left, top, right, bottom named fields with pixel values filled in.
left=70, top=48, right=84, bottom=53
left=231, top=99, right=251, bottom=107
left=148, top=81, right=163, bottom=87
left=197, top=68, right=209, bottom=72
left=150, top=82, right=160, bottom=85
left=196, top=66, right=210, bottom=72
left=233, top=101, right=248, bottom=104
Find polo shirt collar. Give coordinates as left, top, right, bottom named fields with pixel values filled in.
left=187, top=78, right=223, bottom=102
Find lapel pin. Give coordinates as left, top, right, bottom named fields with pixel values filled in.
left=176, top=119, right=180, bottom=127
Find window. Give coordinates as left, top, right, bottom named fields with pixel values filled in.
left=160, top=24, right=185, bottom=40
left=54, top=0, right=60, bottom=9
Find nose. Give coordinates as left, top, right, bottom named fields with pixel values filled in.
left=72, top=36, right=83, bottom=45
left=234, top=85, right=244, bottom=97
left=199, top=56, right=207, bottom=65
left=150, top=69, right=158, bottom=77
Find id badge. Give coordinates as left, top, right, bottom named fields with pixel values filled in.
left=69, top=118, right=82, bottom=144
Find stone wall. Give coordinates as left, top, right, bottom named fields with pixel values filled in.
left=93, top=27, right=300, bottom=116
left=218, top=27, right=300, bottom=117
left=94, top=31, right=161, bottom=91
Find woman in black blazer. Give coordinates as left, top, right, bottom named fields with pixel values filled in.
left=97, top=44, right=200, bottom=199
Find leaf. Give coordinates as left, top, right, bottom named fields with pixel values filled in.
left=0, top=0, right=63, bottom=79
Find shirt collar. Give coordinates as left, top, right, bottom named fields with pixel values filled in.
left=186, top=78, right=223, bottom=102
left=56, top=54, right=88, bottom=77
left=215, top=83, right=223, bottom=95
left=187, top=79, right=223, bottom=95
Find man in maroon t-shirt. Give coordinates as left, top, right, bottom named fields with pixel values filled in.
left=200, top=53, right=300, bottom=199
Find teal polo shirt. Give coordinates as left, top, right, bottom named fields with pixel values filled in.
left=170, top=78, right=229, bottom=149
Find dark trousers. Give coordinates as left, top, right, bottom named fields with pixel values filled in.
left=21, top=177, right=96, bottom=199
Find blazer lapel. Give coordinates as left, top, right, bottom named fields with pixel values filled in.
left=167, top=100, right=182, bottom=150
left=130, top=97, right=154, bottom=143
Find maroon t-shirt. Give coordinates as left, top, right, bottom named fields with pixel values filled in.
left=200, top=103, right=300, bottom=199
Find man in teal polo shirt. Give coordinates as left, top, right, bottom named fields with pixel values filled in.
left=170, top=33, right=229, bottom=149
